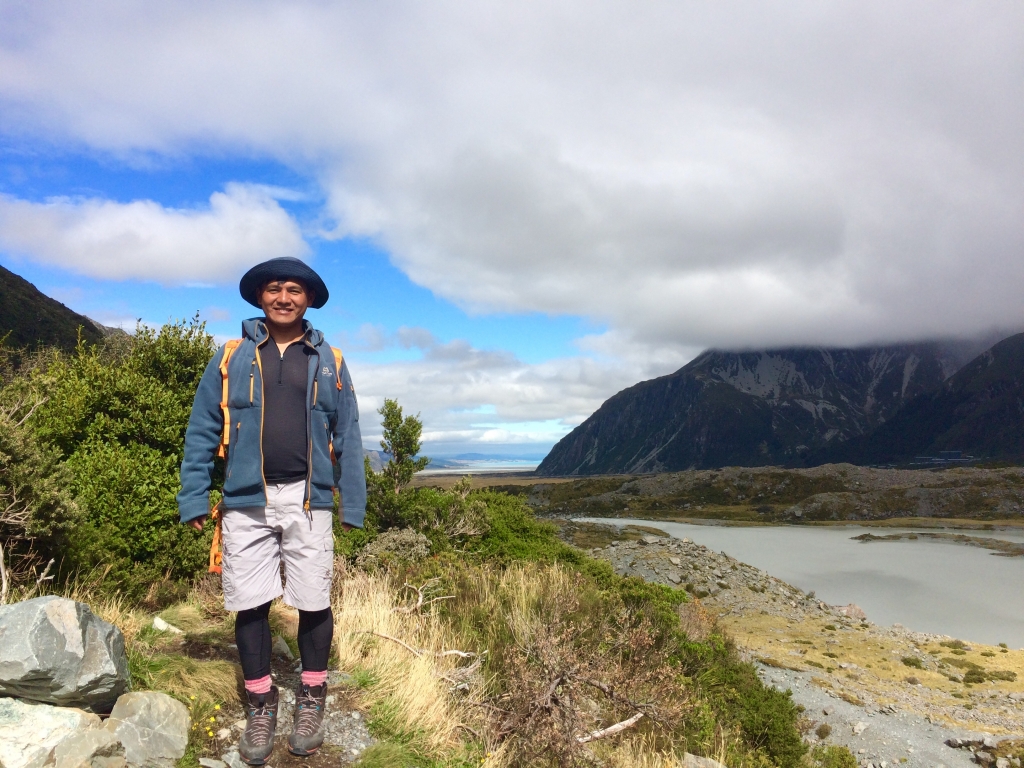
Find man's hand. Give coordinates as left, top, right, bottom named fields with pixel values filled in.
left=189, top=515, right=207, bottom=531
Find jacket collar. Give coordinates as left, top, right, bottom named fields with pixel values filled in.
left=242, top=317, right=324, bottom=347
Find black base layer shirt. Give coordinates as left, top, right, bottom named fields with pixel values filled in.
left=260, top=341, right=312, bottom=483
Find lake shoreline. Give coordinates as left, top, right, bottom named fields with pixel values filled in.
left=559, top=519, right=1024, bottom=753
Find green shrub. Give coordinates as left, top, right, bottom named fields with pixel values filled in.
left=0, top=392, right=80, bottom=589
left=25, top=318, right=217, bottom=599
left=815, top=723, right=832, bottom=740
left=808, top=744, right=857, bottom=768
left=901, top=656, right=923, bottom=669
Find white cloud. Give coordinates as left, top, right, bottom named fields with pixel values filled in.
left=1, top=1, right=1023, bottom=352
left=1, top=1, right=1019, bottom=349
left=350, top=331, right=689, bottom=454
left=0, top=183, right=308, bottom=283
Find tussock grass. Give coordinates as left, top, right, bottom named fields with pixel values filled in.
left=333, top=564, right=485, bottom=764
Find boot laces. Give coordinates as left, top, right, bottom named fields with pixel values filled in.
left=293, top=686, right=325, bottom=737
left=245, top=699, right=276, bottom=745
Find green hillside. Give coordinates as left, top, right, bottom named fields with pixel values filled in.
left=0, top=263, right=106, bottom=350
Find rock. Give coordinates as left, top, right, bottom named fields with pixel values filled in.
left=839, top=604, right=867, bottom=621
left=150, top=618, right=182, bottom=635
left=272, top=635, right=294, bottom=660
left=0, top=698, right=102, bottom=768
left=0, top=596, right=130, bottom=711
left=103, top=692, right=189, bottom=768
left=852, top=722, right=869, bottom=735
left=669, top=557, right=681, bottom=566
left=945, top=738, right=963, bottom=748
left=996, top=759, right=1010, bottom=768
left=642, top=535, right=662, bottom=545
left=822, top=708, right=831, bottom=716
left=198, top=760, right=227, bottom=768
left=976, top=751, right=994, bottom=766
left=682, top=753, right=727, bottom=768
left=53, top=729, right=125, bottom=768
left=668, top=573, right=681, bottom=584
left=984, top=737, right=998, bottom=750
left=220, top=749, right=246, bottom=768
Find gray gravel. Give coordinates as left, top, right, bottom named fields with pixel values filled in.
left=756, top=662, right=988, bottom=768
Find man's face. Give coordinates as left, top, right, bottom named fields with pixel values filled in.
left=258, top=280, right=313, bottom=326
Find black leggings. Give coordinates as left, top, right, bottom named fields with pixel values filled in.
left=235, top=602, right=334, bottom=679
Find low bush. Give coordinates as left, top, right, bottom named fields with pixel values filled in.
left=900, top=656, right=923, bottom=669
left=18, top=319, right=217, bottom=599
left=807, top=744, right=857, bottom=768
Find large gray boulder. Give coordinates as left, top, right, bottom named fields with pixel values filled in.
left=0, top=596, right=130, bottom=712
left=0, top=697, right=102, bottom=768
left=103, top=692, right=189, bottom=768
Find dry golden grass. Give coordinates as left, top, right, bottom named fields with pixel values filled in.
left=332, top=565, right=489, bottom=761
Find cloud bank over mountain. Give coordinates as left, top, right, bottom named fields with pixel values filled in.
left=2, top=1, right=1021, bottom=352
left=1, top=1, right=1021, bottom=451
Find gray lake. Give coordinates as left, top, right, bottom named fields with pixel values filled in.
left=580, top=517, right=1024, bottom=647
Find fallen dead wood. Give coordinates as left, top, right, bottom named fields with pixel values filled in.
left=577, top=711, right=645, bottom=744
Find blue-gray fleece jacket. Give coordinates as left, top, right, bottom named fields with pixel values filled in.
left=177, top=318, right=366, bottom=527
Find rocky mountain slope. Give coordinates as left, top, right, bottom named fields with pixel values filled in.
left=0, top=263, right=105, bottom=350
left=538, top=341, right=989, bottom=475
left=820, top=333, right=1024, bottom=466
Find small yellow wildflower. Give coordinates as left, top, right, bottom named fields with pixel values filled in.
left=214, top=704, right=221, bottom=710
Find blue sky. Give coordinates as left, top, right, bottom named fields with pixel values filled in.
left=0, top=2, right=1020, bottom=455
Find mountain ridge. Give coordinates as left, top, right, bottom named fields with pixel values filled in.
left=0, top=263, right=106, bottom=351
left=537, top=336, right=1003, bottom=476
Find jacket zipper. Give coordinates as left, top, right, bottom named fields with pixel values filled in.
left=249, top=360, right=255, bottom=404
left=302, top=336, right=319, bottom=525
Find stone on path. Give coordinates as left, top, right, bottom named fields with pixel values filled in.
left=0, top=596, right=130, bottom=711
left=852, top=721, right=869, bottom=735
left=271, top=635, right=294, bottom=660
left=220, top=748, right=246, bottom=768
left=683, top=753, right=728, bottom=768
left=103, top=692, right=189, bottom=768
left=0, top=697, right=102, bottom=768
left=198, top=760, right=227, bottom=768
left=54, top=728, right=126, bottom=768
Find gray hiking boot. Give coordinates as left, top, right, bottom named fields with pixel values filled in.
left=287, top=683, right=327, bottom=756
left=239, top=687, right=278, bottom=765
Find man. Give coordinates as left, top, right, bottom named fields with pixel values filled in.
left=177, top=257, right=365, bottom=765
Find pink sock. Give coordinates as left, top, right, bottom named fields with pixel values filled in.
left=301, top=670, right=328, bottom=687
left=244, top=675, right=272, bottom=695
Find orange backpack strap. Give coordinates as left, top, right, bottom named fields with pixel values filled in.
left=330, top=346, right=344, bottom=390
left=327, top=346, right=345, bottom=465
left=216, top=339, right=243, bottom=459
left=208, top=502, right=223, bottom=574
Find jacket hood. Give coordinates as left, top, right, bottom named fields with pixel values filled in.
left=241, top=317, right=325, bottom=347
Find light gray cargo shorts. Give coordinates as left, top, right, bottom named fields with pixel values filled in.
left=220, top=481, right=334, bottom=612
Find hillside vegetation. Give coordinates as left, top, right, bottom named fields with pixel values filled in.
left=0, top=263, right=106, bottom=352
left=494, top=464, right=1024, bottom=524
left=0, top=320, right=824, bottom=768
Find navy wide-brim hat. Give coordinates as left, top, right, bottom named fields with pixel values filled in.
left=239, top=257, right=329, bottom=309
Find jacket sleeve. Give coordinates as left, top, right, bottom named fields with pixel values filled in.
left=177, top=348, right=226, bottom=523
left=333, top=361, right=367, bottom=528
